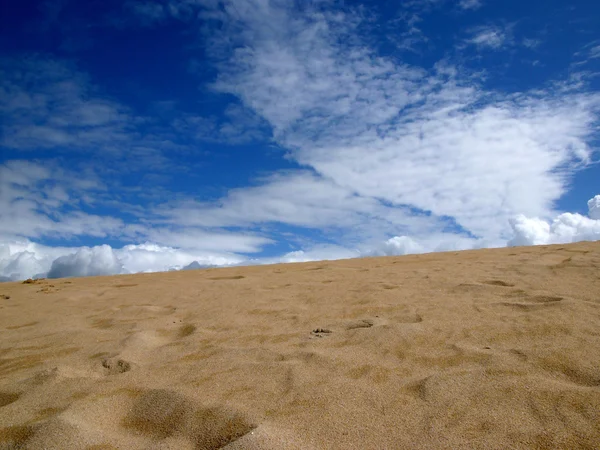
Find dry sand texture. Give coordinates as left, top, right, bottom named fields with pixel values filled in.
left=1, top=241, right=600, bottom=449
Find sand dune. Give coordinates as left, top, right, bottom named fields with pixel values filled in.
left=1, top=242, right=600, bottom=449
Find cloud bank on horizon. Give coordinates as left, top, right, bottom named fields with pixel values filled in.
left=1, top=0, right=599, bottom=281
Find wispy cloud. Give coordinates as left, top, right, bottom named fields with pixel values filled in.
left=125, top=1, right=166, bottom=25
left=588, top=45, right=600, bottom=59
left=0, top=159, right=125, bottom=242
left=123, top=0, right=202, bottom=25
left=0, top=158, right=273, bottom=275
left=0, top=56, right=190, bottom=173
left=459, top=0, right=483, bottom=11
left=0, top=58, right=131, bottom=150
left=522, top=38, right=542, bottom=49
left=154, top=170, right=447, bottom=249
left=570, top=40, right=600, bottom=72
left=172, top=103, right=271, bottom=145
left=197, top=1, right=599, bottom=245
left=1, top=55, right=257, bottom=173
left=464, top=25, right=508, bottom=49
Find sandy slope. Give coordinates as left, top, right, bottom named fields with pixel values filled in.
left=1, top=242, right=599, bottom=449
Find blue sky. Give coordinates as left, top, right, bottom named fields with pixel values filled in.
left=1, top=0, right=600, bottom=280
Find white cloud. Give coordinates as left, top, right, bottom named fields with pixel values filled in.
left=360, top=232, right=499, bottom=257
left=141, top=228, right=272, bottom=253
left=589, top=195, right=600, bottom=220
left=157, top=172, right=403, bottom=228
left=47, top=245, right=124, bottom=279
left=116, top=243, right=243, bottom=273
left=465, top=26, right=507, bottom=49
left=522, top=38, right=542, bottom=49
left=172, top=104, right=270, bottom=144
left=0, top=250, right=47, bottom=280
left=588, top=45, right=600, bottom=60
left=0, top=159, right=272, bottom=260
left=0, top=159, right=126, bottom=242
left=1, top=194, right=598, bottom=281
left=125, top=0, right=202, bottom=24
left=126, top=1, right=166, bottom=24
left=508, top=195, right=600, bottom=246
left=154, top=170, right=452, bottom=250
left=0, top=240, right=81, bottom=281
left=0, top=57, right=205, bottom=174
left=367, top=236, right=424, bottom=256
left=200, top=1, right=599, bottom=246
left=258, top=245, right=361, bottom=265
left=0, top=240, right=245, bottom=281
left=0, top=58, right=131, bottom=151
left=459, top=0, right=482, bottom=10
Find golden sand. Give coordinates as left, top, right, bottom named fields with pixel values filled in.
left=1, top=242, right=599, bottom=449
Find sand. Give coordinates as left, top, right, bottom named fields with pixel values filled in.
left=1, top=241, right=600, bottom=449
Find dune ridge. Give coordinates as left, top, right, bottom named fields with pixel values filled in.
left=1, top=242, right=600, bottom=449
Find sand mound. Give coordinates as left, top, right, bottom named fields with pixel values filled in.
left=1, top=241, right=600, bottom=449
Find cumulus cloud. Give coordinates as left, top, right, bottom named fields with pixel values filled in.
left=259, top=245, right=360, bottom=265
left=116, top=243, right=243, bottom=273
left=0, top=241, right=76, bottom=281
left=0, top=250, right=47, bottom=281
left=0, top=240, right=246, bottom=281
left=588, top=195, right=600, bottom=219
left=47, top=245, right=124, bottom=279
left=368, top=236, right=424, bottom=256
left=508, top=195, right=600, bottom=246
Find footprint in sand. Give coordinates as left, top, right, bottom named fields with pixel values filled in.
left=310, top=328, right=332, bottom=338
left=91, top=330, right=167, bottom=373
left=101, top=358, right=131, bottom=375
left=98, top=323, right=197, bottom=372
